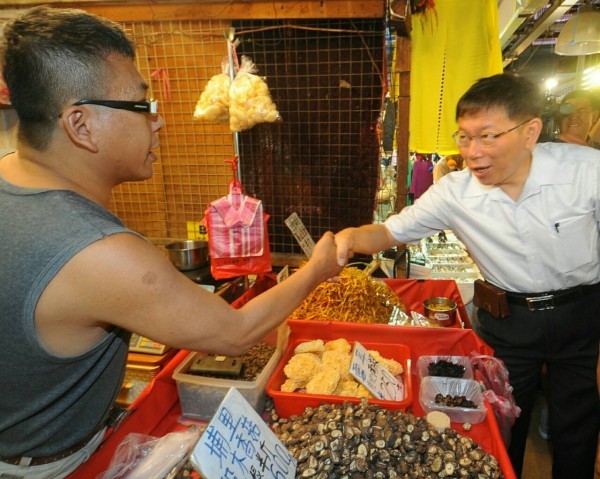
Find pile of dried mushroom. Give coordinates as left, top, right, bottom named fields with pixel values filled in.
left=268, top=399, right=503, bottom=478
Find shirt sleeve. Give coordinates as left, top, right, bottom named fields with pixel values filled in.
left=385, top=174, right=458, bottom=243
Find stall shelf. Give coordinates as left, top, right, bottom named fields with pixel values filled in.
left=68, top=276, right=515, bottom=478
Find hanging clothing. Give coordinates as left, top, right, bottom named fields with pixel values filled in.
left=409, top=0, right=503, bottom=155
left=408, top=154, right=433, bottom=200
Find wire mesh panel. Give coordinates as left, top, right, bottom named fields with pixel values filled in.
left=107, top=18, right=385, bottom=253
left=110, top=19, right=236, bottom=241
left=232, top=19, right=385, bottom=255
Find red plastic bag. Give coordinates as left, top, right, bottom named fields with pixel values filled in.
left=471, top=354, right=521, bottom=447
left=205, top=184, right=272, bottom=279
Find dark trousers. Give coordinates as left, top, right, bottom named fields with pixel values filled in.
left=474, top=289, right=600, bottom=479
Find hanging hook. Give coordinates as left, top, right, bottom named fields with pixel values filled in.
left=225, top=155, right=242, bottom=194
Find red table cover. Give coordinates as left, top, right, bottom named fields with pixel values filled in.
left=69, top=276, right=515, bottom=479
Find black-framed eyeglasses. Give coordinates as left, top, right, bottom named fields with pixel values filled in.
left=453, top=118, right=533, bottom=147
left=71, top=99, right=158, bottom=117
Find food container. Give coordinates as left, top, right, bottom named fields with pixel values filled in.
left=417, top=355, right=473, bottom=380
left=423, top=297, right=457, bottom=327
left=266, top=338, right=412, bottom=418
left=165, top=240, right=208, bottom=271
left=173, top=325, right=287, bottom=420
left=419, top=376, right=487, bottom=424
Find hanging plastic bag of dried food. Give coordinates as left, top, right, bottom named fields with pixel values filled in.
left=229, top=55, right=281, bottom=132
left=193, top=60, right=231, bottom=122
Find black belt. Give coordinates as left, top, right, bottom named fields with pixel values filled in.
left=0, top=426, right=105, bottom=467
left=505, top=284, right=598, bottom=311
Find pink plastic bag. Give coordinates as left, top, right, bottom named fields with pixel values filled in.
left=470, top=354, right=521, bottom=447
left=205, top=182, right=272, bottom=280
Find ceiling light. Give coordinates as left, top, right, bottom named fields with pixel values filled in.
left=544, top=77, right=558, bottom=92
left=555, top=4, right=600, bottom=56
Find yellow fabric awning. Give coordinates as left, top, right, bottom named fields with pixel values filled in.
left=409, top=0, right=503, bottom=155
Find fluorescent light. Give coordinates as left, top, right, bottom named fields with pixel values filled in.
left=581, top=66, right=600, bottom=89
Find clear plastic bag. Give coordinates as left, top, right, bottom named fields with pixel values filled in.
left=229, top=55, right=281, bottom=132
left=193, top=60, right=231, bottom=123
left=419, top=376, right=487, bottom=424
left=97, top=427, right=201, bottom=479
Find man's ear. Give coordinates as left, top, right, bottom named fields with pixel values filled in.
left=526, top=117, right=543, bottom=146
left=60, top=107, right=99, bottom=153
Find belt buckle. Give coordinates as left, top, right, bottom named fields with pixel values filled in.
left=526, top=294, right=554, bottom=311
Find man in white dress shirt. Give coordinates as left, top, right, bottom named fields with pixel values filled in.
left=335, top=73, right=600, bottom=479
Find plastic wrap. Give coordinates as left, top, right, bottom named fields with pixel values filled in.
left=229, top=56, right=281, bottom=132
left=97, top=427, right=201, bottom=479
left=470, top=354, right=521, bottom=446
left=193, top=60, right=231, bottom=122
left=416, top=355, right=474, bottom=380
left=419, top=376, right=487, bottom=424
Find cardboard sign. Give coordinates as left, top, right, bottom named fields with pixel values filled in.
left=192, top=387, right=297, bottom=479
left=284, top=213, right=315, bottom=258
left=349, top=341, right=404, bottom=401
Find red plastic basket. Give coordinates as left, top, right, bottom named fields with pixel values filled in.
left=267, top=335, right=412, bottom=418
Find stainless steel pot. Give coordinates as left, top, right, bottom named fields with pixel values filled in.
left=165, top=240, right=209, bottom=271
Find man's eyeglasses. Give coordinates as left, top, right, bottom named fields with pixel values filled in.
left=71, top=99, right=158, bottom=117
left=453, top=118, right=533, bottom=147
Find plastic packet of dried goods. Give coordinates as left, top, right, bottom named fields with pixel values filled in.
left=193, top=60, right=231, bottom=122
left=229, top=55, right=281, bottom=132
left=97, top=427, right=201, bottom=479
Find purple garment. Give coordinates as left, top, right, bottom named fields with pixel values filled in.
left=409, top=158, right=433, bottom=199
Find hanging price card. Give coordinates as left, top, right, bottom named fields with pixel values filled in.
left=284, top=213, right=315, bottom=258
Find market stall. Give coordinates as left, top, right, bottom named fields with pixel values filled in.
left=68, top=276, right=515, bottom=479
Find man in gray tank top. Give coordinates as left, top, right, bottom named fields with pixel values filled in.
left=0, top=7, right=341, bottom=478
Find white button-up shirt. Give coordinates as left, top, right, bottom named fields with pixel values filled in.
left=385, top=142, right=600, bottom=292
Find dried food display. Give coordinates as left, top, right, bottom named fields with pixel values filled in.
left=229, top=56, right=281, bottom=132
left=268, top=399, right=504, bottom=478
left=192, top=69, right=231, bottom=122
left=280, top=338, right=404, bottom=398
left=435, top=393, right=477, bottom=409
left=192, top=342, right=276, bottom=381
left=289, top=267, right=406, bottom=323
left=419, top=377, right=487, bottom=424
left=428, top=359, right=467, bottom=378
left=417, top=355, right=474, bottom=380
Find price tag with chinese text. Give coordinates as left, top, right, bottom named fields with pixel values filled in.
left=192, top=387, right=297, bottom=479
left=284, top=213, right=315, bottom=258
left=349, top=341, right=404, bottom=401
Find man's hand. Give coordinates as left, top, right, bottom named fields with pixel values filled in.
left=306, top=231, right=344, bottom=282
left=334, top=227, right=357, bottom=267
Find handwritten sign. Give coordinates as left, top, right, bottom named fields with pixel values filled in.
left=191, top=387, right=297, bottom=479
left=349, top=342, right=404, bottom=401
left=284, top=213, right=315, bottom=258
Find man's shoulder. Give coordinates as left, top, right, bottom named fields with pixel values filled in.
left=536, top=141, right=600, bottom=159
